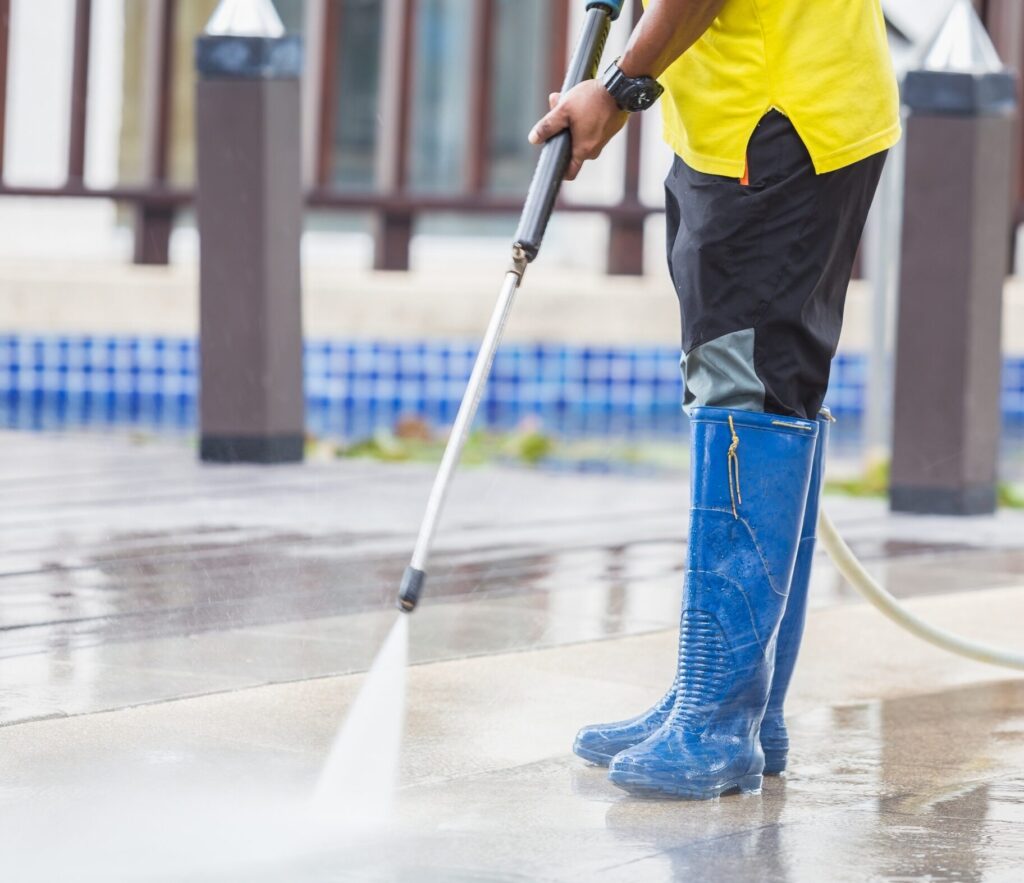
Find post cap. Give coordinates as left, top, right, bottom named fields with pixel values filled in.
left=197, top=0, right=301, bottom=80
left=902, top=0, right=1017, bottom=115
left=205, top=0, right=286, bottom=38
left=921, top=0, right=1002, bottom=75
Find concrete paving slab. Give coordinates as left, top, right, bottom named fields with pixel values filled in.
left=3, top=587, right=1023, bottom=882
left=1, top=431, right=1024, bottom=880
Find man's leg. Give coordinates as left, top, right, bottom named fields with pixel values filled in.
left=574, top=112, right=885, bottom=790
left=673, top=110, right=885, bottom=420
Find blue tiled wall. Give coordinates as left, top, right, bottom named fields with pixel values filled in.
left=1, top=334, right=1022, bottom=438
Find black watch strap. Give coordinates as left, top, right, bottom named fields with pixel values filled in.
left=601, top=58, right=664, bottom=113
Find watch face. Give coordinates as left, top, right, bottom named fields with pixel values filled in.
left=628, top=84, right=656, bottom=111
left=604, top=64, right=663, bottom=112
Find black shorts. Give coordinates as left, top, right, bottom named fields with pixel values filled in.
left=665, top=109, right=886, bottom=420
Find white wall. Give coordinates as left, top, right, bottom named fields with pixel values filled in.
left=0, top=0, right=129, bottom=262
left=5, top=0, right=74, bottom=186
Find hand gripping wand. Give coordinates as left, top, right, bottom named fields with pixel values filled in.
left=398, top=0, right=625, bottom=613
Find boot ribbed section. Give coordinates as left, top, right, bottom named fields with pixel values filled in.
left=667, top=609, right=731, bottom=731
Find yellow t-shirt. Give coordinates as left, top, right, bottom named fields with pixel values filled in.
left=656, top=0, right=901, bottom=177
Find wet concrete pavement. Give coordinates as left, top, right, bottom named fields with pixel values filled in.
left=2, top=430, right=1024, bottom=881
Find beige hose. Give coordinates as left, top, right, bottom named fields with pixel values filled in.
left=818, top=509, right=1024, bottom=671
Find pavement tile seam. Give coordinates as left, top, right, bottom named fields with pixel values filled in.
left=0, top=710, right=68, bottom=728
left=0, top=680, right=253, bottom=731
left=14, top=581, right=1000, bottom=727
left=1, top=627, right=666, bottom=731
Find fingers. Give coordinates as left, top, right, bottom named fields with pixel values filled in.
left=565, top=153, right=586, bottom=182
left=528, top=105, right=569, bottom=145
left=548, top=92, right=560, bottom=110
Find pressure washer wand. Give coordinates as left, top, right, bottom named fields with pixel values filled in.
left=397, top=0, right=623, bottom=613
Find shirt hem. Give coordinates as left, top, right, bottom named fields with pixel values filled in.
left=663, top=131, right=746, bottom=178
left=809, top=121, right=902, bottom=174
left=663, top=119, right=902, bottom=179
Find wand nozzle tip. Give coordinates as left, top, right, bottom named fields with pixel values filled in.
left=397, top=566, right=426, bottom=614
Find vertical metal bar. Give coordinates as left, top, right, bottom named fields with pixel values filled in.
left=548, top=0, right=570, bottom=95
left=134, top=0, right=177, bottom=265
left=0, top=0, right=11, bottom=182
left=1012, top=1, right=1024, bottom=232
left=302, top=0, right=328, bottom=189
left=989, top=0, right=1024, bottom=230
left=392, top=0, right=415, bottom=193
left=465, top=0, right=496, bottom=194
left=979, top=0, right=1024, bottom=258
left=68, top=0, right=93, bottom=185
left=374, top=0, right=417, bottom=270
left=621, top=115, right=642, bottom=202
left=608, top=0, right=645, bottom=276
left=151, top=0, right=175, bottom=184
left=315, top=0, right=341, bottom=188
left=621, top=0, right=644, bottom=199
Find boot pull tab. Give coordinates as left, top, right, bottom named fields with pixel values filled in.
left=727, top=415, right=742, bottom=520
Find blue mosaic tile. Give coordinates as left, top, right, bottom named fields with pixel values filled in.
left=0, top=333, right=1022, bottom=438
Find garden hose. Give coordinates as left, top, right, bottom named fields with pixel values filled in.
left=819, top=509, right=1024, bottom=671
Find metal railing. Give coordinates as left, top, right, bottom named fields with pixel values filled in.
left=0, top=0, right=654, bottom=274
left=0, top=0, right=1019, bottom=275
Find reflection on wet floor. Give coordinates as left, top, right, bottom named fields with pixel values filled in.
left=3, top=431, right=1024, bottom=729
left=5, top=529, right=1024, bottom=726
left=2, top=512, right=1020, bottom=655
left=3, top=680, right=1022, bottom=882
left=364, top=681, right=1024, bottom=882
left=3, top=521, right=1016, bottom=658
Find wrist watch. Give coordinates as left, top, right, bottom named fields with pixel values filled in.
left=601, top=58, right=664, bottom=112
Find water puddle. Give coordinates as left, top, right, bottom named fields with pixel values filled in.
left=3, top=616, right=414, bottom=881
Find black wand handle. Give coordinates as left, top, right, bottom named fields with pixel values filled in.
left=512, top=6, right=614, bottom=262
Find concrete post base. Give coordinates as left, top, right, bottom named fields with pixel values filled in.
left=889, top=484, right=998, bottom=517
left=199, top=435, right=305, bottom=465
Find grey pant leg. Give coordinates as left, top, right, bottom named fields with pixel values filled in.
left=682, top=328, right=766, bottom=414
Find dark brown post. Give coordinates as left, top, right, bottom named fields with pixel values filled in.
left=607, top=0, right=645, bottom=276
left=890, top=5, right=1018, bottom=514
left=195, top=5, right=305, bottom=464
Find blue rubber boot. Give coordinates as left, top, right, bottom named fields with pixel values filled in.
left=608, top=407, right=818, bottom=799
left=760, top=410, right=831, bottom=775
left=573, top=688, right=674, bottom=766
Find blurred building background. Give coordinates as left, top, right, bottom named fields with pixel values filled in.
left=10, top=0, right=1019, bottom=271
left=0, top=0, right=671, bottom=271
left=0, top=0, right=1022, bottom=462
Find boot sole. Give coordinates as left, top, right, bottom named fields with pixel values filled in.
left=608, top=770, right=763, bottom=800
left=572, top=741, right=615, bottom=767
left=575, top=743, right=787, bottom=774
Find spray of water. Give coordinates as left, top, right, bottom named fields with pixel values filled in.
left=312, top=613, right=410, bottom=827
left=4, top=616, right=412, bottom=881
